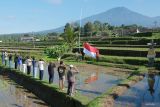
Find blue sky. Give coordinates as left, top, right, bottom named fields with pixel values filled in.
left=0, top=0, right=159, bottom=34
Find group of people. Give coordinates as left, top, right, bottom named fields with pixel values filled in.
left=1, top=51, right=79, bottom=96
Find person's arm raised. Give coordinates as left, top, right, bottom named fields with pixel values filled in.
left=74, top=66, right=79, bottom=73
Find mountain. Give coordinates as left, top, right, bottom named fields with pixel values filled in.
left=39, top=7, right=160, bottom=34
left=153, top=16, right=160, bottom=22
left=37, top=26, right=64, bottom=34
left=81, top=7, right=153, bottom=26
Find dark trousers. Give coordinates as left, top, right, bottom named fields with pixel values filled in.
left=39, top=70, right=44, bottom=80
left=67, top=81, right=74, bottom=95
left=15, top=62, right=18, bottom=69
left=5, top=60, right=7, bottom=66
left=27, top=66, right=31, bottom=75
left=49, top=71, right=54, bottom=84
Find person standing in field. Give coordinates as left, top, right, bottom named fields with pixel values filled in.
left=18, top=55, right=23, bottom=71
left=57, top=61, right=66, bottom=90
left=26, top=56, right=32, bottom=75
left=32, top=57, right=37, bottom=78
left=22, top=56, right=27, bottom=73
left=4, top=51, right=8, bottom=66
left=9, top=54, right=12, bottom=68
left=38, top=59, right=45, bottom=80
left=67, top=65, right=79, bottom=96
left=14, top=54, right=18, bottom=69
left=48, top=62, right=56, bottom=84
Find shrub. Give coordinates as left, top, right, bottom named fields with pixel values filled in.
left=132, top=32, right=152, bottom=37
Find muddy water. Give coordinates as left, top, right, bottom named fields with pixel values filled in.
left=114, top=73, right=160, bottom=107
left=0, top=76, right=49, bottom=107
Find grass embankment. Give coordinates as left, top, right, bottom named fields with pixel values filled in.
left=87, top=66, right=148, bottom=107
left=39, top=53, right=160, bottom=72
left=97, top=47, right=160, bottom=51
left=0, top=47, right=43, bottom=50
left=0, top=65, right=89, bottom=107
left=92, top=44, right=160, bottom=48
left=74, top=47, right=160, bottom=51
left=63, top=53, right=160, bottom=66
left=73, top=47, right=160, bottom=57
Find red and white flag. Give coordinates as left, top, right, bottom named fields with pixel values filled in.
left=83, top=42, right=99, bottom=58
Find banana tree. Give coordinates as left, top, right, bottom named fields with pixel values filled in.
left=63, top=23, right=78, bottom=52
left=44, top=43, right=69, bottom=61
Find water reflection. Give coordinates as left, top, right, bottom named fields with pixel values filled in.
left=84, top=72, right=98, bottom=84
left=114, top=72, right=160, bottom=107
left=147, top=73, right=155, bottom=96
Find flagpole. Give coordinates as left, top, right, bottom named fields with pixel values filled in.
left=79, top=8, right=83, bottom=53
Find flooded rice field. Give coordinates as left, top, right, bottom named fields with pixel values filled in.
left=42, top=64, right=129, bottom=100
left=114, top=72, right=160, bottom=107
left=0, top=76, right=49, bottom=107
left=5, top=62, right=131, bottom=101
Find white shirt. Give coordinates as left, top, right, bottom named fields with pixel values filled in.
left=4, top=52, right=8, bottom=60
left=26, top=59, right=32, bottom=66
left=38, top=61, right=45, bottom=70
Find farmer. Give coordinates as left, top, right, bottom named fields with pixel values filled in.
left=57, top=61, right=66, bottom=90
left=67, top=65, right=79, bottom=96
left=48, top=62, right=56, bottom=84
left=32, top=57, right=37, bottom=78
left=38, top=59, right=45, bottom=80
left=147, top=40, right=156, bottom=67
left=26, top=56, right=32, bottom=75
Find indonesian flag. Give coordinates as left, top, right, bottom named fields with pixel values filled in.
left=83, top=42, right=99, bottom=58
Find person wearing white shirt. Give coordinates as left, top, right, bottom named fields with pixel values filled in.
left=4, top=52, right=8, bottom=66
left=26, top=56, right=32, bottom=75
left=38, top=59, right=45, bottom=80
